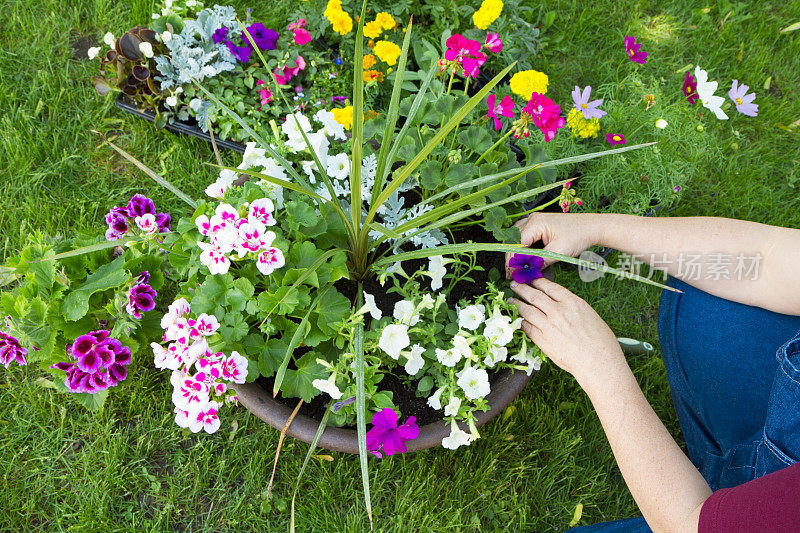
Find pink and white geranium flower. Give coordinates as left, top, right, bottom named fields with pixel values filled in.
left=188, top=401, right=221, bottom=434
left=248, top=198, right=277, bottom=226
left=256, top=247, right=285, bottom=275
left=135, top=213, right=159, bottom=235
left=197, top=241, right=232, bottom=275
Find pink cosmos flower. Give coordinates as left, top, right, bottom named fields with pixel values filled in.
left=256, top=247, right=285, bottom=275
left=683, top=71, right=699, bottom=105
left=571, top=86, right=606, bottom=120
left=365, top=408, right=419, bottom=458
left=521, top=93, right=566, bottom=142
left=624, top=35, right=648, bottom=64
left=486, top=94, right=515, bottom=130
left=728, top=80, right=758, bottom=117
left=606, top=133, right=626, bottom=146
left=484, top=32, right=502, bottom=53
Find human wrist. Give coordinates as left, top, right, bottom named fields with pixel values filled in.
left=574, top=346, right=633, bottom=398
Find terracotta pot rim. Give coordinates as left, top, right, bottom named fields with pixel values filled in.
left=232, top=368, right=534, bottom=454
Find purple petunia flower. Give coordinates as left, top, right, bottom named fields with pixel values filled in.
left=126, top=283, right=157, bottom=319
left=365, top=408, right=419, bottom=458
left=606, top=133, right=626, bottom=146
left=52, top=330, right=131, bottom=394
left=245, top=23, right=279, bottom=51
left=571, top=86, right=606, bottom=120
left=212, top=27, right=230, bottom=44
left=509, top=254, right=545, bottom=284
left=125, top=193, right=156, bottom=218
left=226, top=41, right=253, bottom=63
left=728, top=80, right=758, bottom=117
left=0, top=330, right=28, bottom=368
left=682, top=71, right=699, bottom=105
left=624, top=35, right=648, bottom=64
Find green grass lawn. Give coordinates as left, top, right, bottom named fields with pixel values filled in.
left=1, top=0, right=798, bottom=530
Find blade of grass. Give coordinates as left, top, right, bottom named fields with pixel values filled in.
left=33, top=236, right=142, bottom=262
left=266, top=398, right=304, bottom=500
left=353, top=284, right=373, bottom=529
left=290, top=403, right=332, bottom=533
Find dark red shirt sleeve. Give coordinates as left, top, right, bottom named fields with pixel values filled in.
left=699, top=461, right=800, bottom=533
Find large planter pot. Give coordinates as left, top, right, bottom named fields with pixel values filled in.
left=233, top=368, right=534, bottom=454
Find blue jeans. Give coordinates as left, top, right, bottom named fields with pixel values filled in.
left=568, top=277, right=800, bottom=532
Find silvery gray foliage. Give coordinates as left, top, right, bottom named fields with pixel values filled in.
left=373, top=191, right=449, bottom=251
left=154, top=5, right=238, bottom=91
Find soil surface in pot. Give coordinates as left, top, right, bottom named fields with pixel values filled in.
left=256, top=219, right=511, bottom=428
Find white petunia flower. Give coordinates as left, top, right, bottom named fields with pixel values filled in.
left=403, top=344, right=425, bottom=375
left=161, top=31, right=172, bottom=43
left=313, top=109, right=347, bottom=140
left=281, top=112, right=313, bottom=150
left=326, top=152, right=350, bottom=180
left=420, top=294, right=435, bottom=310
left=378, top=324, right=410, bottom=360
left=239, top=142, right=268, bottom=169
left=436, top=347, right=461, bottom=367
left=457, top=366, right=491, bottom=400
left=483, top=345, right=508, bottom=367
left=303, top=130, right=330, bottom=167
left=312, top=373, right=343, bottom=400
left=458, top=304, right=485, bottom=331
left=393, top=300, right=420, bottom=326
left=139, top=42, right=154, bottom=58
left=452, top=334, right=474, bottom=361
left=103, top=32, right=115, bottom=46
left=260, top=157, right=288, bottom=182
left=483, top=307, right=522, bottom=347
left=694, top=66, right=728, bottom=120
left=87, top=46, right=101, bottom=60
left=363, top=291, right=382, bottom=320
left=444, top=396, right=462, bottom=417
left=428, top=255, right=449, bottom=290
left=427, top=387, right=444, bottom=410
left=441, top=420, right=473, bottom=450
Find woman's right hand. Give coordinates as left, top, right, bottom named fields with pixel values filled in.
left=506, top=213, right=602, bottom=278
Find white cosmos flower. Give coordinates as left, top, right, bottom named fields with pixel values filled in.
left=403, top=344, right=425, bottom=375
left=428, top=255, right=448, bottom=290
left=427, top=387, right=444, bottom=410
left=457, top=366, right=491, bottom=400
left=314, top=109, right=347, bottom=140
left=393, top=300, right=420, bottom=326
left=103, top=32, right=116, bottom=46
left=655, top=118, right=668, bottom=129
left=378, top=324, right=410, bottom=360
left=444, top=396, right=462, bottom=417
left=326, top=152, right=350, bottom=180
left=139, top=42, right=154, bottom=58
left=441, top=420, right=473, bottom=450
left=87, top=46, right=101, bottom=60
left=694, top=66, right=728, bottom=120
left=483, top=307, right=522, bottom=347
left=312, top=373, right=343, bottom=399
left=436, top=347, right=461, bottom=367
left=458, top=304, right=485, bottom=331
left=363, top=291, right=382, bottom=320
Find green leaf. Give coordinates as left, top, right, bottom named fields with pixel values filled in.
left=459, top=127, right=492, bottom=154
left=353, top=301, right=373, bottom=529
left=61, top=257, right=127, bottom=321
left=220, top=312, right=248, bottom=343
left=444, top=163, right=478, bottom=188
left=72, top=389, right=109, bottom=411
left=36, top=236, right=141, bottom=262
left=280, top=351, right=327, bottom=402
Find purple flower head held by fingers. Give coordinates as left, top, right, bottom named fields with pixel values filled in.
left=365, top=408, right=419, bottom=458
left=509, top=254, right=544, bottom=284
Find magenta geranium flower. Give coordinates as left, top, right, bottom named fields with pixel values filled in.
left=444, top=34, right=486, bottom=78
left=52, top=330, right=132, bottom=394
left=606, top=133, right=626, bottom=146
left=509, top=254, right=544, bottom=284
left=126, top=282, right=157, bottom=319
left=522, top=93, right=566, bottom=142
left=365, top=408, right=419, bottom=458
left=484, top=32, right=502, bottom=53
left=486, top=94, right=515, bottom=130
left=624, top=35, right=648, bottom=64
left=125, top=193, right=156, bottom=218
left=728, top=80, right=758, bottom=117
left=0, top=330, right=27, bottom=368
left=682, top=71, right=699, bottom=104
left=571, top=85, right=606, bottom=120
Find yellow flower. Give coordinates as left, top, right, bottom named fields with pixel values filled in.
left=566, top=108, right=600, bottom=139
left=329, top=11, right=353, bottom=35
left=364, top=69, right=385, bottom=83
left=375, top=12, right=396, bottom=30
left=363, top=54, right=376, bottom=69
left=363, top=20, right=383, bottom=39
left=323, top=0, right=342, bottom=17
left=373, top=40, right=401, bottom=65
left=509, top=69, right=549, bottom=100
left=472, top=0, right=503, bottom=30
left=332, top=106, right=353, bottom=130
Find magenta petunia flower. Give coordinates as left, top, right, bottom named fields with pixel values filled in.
left=293, top=28, right=311, bottom=46
left=571, top=86, right=606, bottom=120
left=486, top=94, right=515, bottom=130
left=0, top=330, right=28, bottom=368
left=682, top=71, right=699, bottom=104
left=624, top=35, right=648, bottom=64
left=53, top=331, right=132, bottom=394
left=522, top=93, right=566, bottom=142
left=606, top=133, right=626, bottom=145
left=365, top=408, right=419, bottom=458
left=484, top=32, right=502, bottom=53
left=728, top=80, right=758, bottom=117
left=509, top=254, right=544, bottom=284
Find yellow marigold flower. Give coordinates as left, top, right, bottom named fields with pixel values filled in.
left=566, top=108, right=600, bottom=139
left=375, top=12, right=396, bottom=30
left=330, top=11, right=353, bottom=35
left=332, top=105, right=354, bottom=130
left=509, top=69, right=549, bottom=100
left=363, top=54, right=376, bottom=69
left=324, top=0, right=342, bottom=17
left=363, top=20, right=383, bottom=39
left=373, top=40, right=401, bottom=65
left=363, top=69, right=385, bottom=83
left=472, top=0, right=503, bottom=30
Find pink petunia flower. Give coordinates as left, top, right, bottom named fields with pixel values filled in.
left=624, top=35, right=648, bottom=64
left=571, top=85, right=606, bottom=120
left=293, top=28, right=312, bottom=46
left=484, top=32, right=502, bottom=53
left=728, top=80, right=758, bottom=117
left=486, top=94, right=515, bottom=130
left=365, top=408, right=419, bottom=458
left=682, top=71, right=699, bottom=105
left=256, top=80, right=274, bottom=105
left=606, top=133, right=626, bottom=146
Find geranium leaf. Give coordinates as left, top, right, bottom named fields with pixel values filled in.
left=61, top=256, right=127, bottom=321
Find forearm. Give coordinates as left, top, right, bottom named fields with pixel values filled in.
left=596, top=214, right=800, bottom=314
left=579, top=359, right=712, bottom=533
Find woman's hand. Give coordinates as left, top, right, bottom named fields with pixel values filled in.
left=506, top=213, right=602, bottom=278
left=509, top=277, right=627, bottom=390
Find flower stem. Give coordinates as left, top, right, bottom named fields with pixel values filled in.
left=506, top=196, right=561, bottom=219
left=475, top=129, right=514, bottom=165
